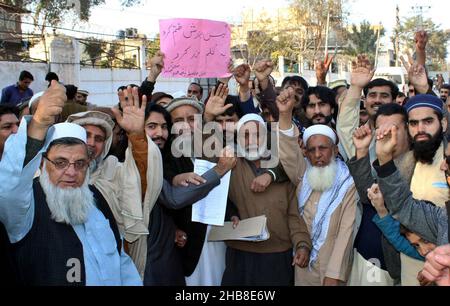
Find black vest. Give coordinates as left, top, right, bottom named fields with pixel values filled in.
left=10, top=179, right=121, bottom=286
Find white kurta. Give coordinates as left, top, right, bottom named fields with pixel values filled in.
left=185, top=225, right=226, bottom=286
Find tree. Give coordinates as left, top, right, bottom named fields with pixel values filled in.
left=81, top=37, right=106, bottom=67
left=344, top=21, right=385, bottom=63
left=4, top=0, right=139, bottom=37
left=288, top=0, right=347, bottom=66
left=230, top=0, right=347, bottom=71
left=394, top=16, right=450, bottom=71
left=145, top=34, right=160, bottom=58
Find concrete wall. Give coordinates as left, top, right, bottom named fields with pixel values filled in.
left=0, top=61, right=49, bottom=94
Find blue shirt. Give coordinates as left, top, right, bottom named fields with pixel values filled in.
left=1, top=84, right=33, bottom=106
left=238, top=95, right=260, bottom=115
left=372, top=214, right=424, bottom=261
left=0, top=117, right=142, bottom=286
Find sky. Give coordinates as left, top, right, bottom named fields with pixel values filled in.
left=78, top=0, right=450, bottom=39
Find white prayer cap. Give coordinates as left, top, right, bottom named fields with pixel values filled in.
left=45, top=123, right=87, bottom=147
left=171, top=91, right=188, bottom=99
left=236, top=114, right=266, bottom=133
left=302, top=124, right=337, bottom=146
left=29, top=91, right=45, bottom=108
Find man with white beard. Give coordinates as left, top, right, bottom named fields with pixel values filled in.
left=0, top=81, right=141, bottom=285
left=277, top=87, right=357, bottom=286
left=221, top=113, right=311, bottom=286
left=66, top=87, right=161, bottom=278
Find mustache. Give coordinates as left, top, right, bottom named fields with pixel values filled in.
left=152, top=136, right=167, bottom=142
left=414, top=133, right=432, bottom=142
left=312, top=113, right=326, bottom=120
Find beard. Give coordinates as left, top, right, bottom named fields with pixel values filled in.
left=39, top=165, right=94, bottom=225
left=151, top=136, right=167, bottom=150
left=306, top=158, right=337, bottom=192
left=411, top=126, right=443, bottom=164
left=237, top=143, right=267, bottom=161
left=308, top=113, right=333, bottom=126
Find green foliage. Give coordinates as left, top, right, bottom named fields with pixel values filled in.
left=145, top=34, right=160, bottom=58
left=344, top=20, right=384, bottom=62
left=395, top=16, right=450, bottom=71
left=81, top=37, right=105, bottom=67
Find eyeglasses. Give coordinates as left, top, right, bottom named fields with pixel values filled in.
left=44, top=156, right=89, bottom=171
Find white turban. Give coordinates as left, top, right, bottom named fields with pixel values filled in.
left=302, top=124, right=337, bottom=145
left=236, top=114, right=266, bottom=133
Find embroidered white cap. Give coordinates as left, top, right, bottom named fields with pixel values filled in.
left=45, top=123, right=87, bottom=147
left=236, top=114, right=266, bottom=133
left=302, top=124, right=337, bottom=145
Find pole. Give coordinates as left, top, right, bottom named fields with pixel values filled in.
left=325, top=9, right=330, bottom=54
left=375, top=23, right=381, bottom=68
left=324, top=4, right=330, bottom=82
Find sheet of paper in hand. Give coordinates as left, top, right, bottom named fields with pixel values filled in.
left=191, top=159, right=231, bottom=226
left=208, top=215, right=270, bottom=242
left=159, top=18, right=231, bottom=78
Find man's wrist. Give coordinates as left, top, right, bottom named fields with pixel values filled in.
left=415, top=84, right=429, bottom=94
left=356, top=148, right=369, bottom=160
left=378, top=154, right=393, bottom=166
left=213, top=165, right=228, bottom=177
left=317, top=77, right=327, bottom=86
left=279, top=114, right=293, bottom=130
left=376, top=208, right=389, bottom=218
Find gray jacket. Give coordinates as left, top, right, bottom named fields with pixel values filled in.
left=347, top=155, right=402, bottom=281
left=374, top=159, right=449, bottom=246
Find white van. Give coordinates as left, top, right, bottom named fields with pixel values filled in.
left=374, top=67, right=408, bottom=94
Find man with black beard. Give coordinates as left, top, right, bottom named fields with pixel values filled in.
left=399, top=94, right=450, bottom=285
left=439, top=84, right=450, bottom=103
left=139, top=102, right=236, bottom=285
left=302, top=86, right=337, bottom=128
left=0, top=81, right=141, bottom=285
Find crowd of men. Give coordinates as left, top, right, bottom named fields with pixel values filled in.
left=0, top=31, right=449, bottom=286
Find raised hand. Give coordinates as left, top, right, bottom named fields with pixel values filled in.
left=146, top=51, right=165, bottom=82
left=204, top=83, right=232, bottom=122
left=234, top=64, right=251, bottom=87
left=350, top=54, right=375, bottom=89
left=367, top=184, right=388, bottom=218
left=375, top=125, right=398, bottom=165
left=276, top=87, right=296, bottom=116
left=33, top=80, right=66, bottom=127
left=415, top=31, right=428, bottom=51
left=316, top=53, right=334, bottom=85
left=352, top=125, right=373, bottom=158
left=401, top=53, right=429, bottom=94
left=112, top=86, right=147, bottom=135
left=253, top=60, right=274, bottom=82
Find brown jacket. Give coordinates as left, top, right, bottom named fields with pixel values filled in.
left=226, top=158, right=311, bottom=254
left=61, top=100, right=88, bottom=122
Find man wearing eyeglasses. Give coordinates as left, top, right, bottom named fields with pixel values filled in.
left=66, top=88, right=157, bottom=278
left=0, top=81, right=142, bottom=285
